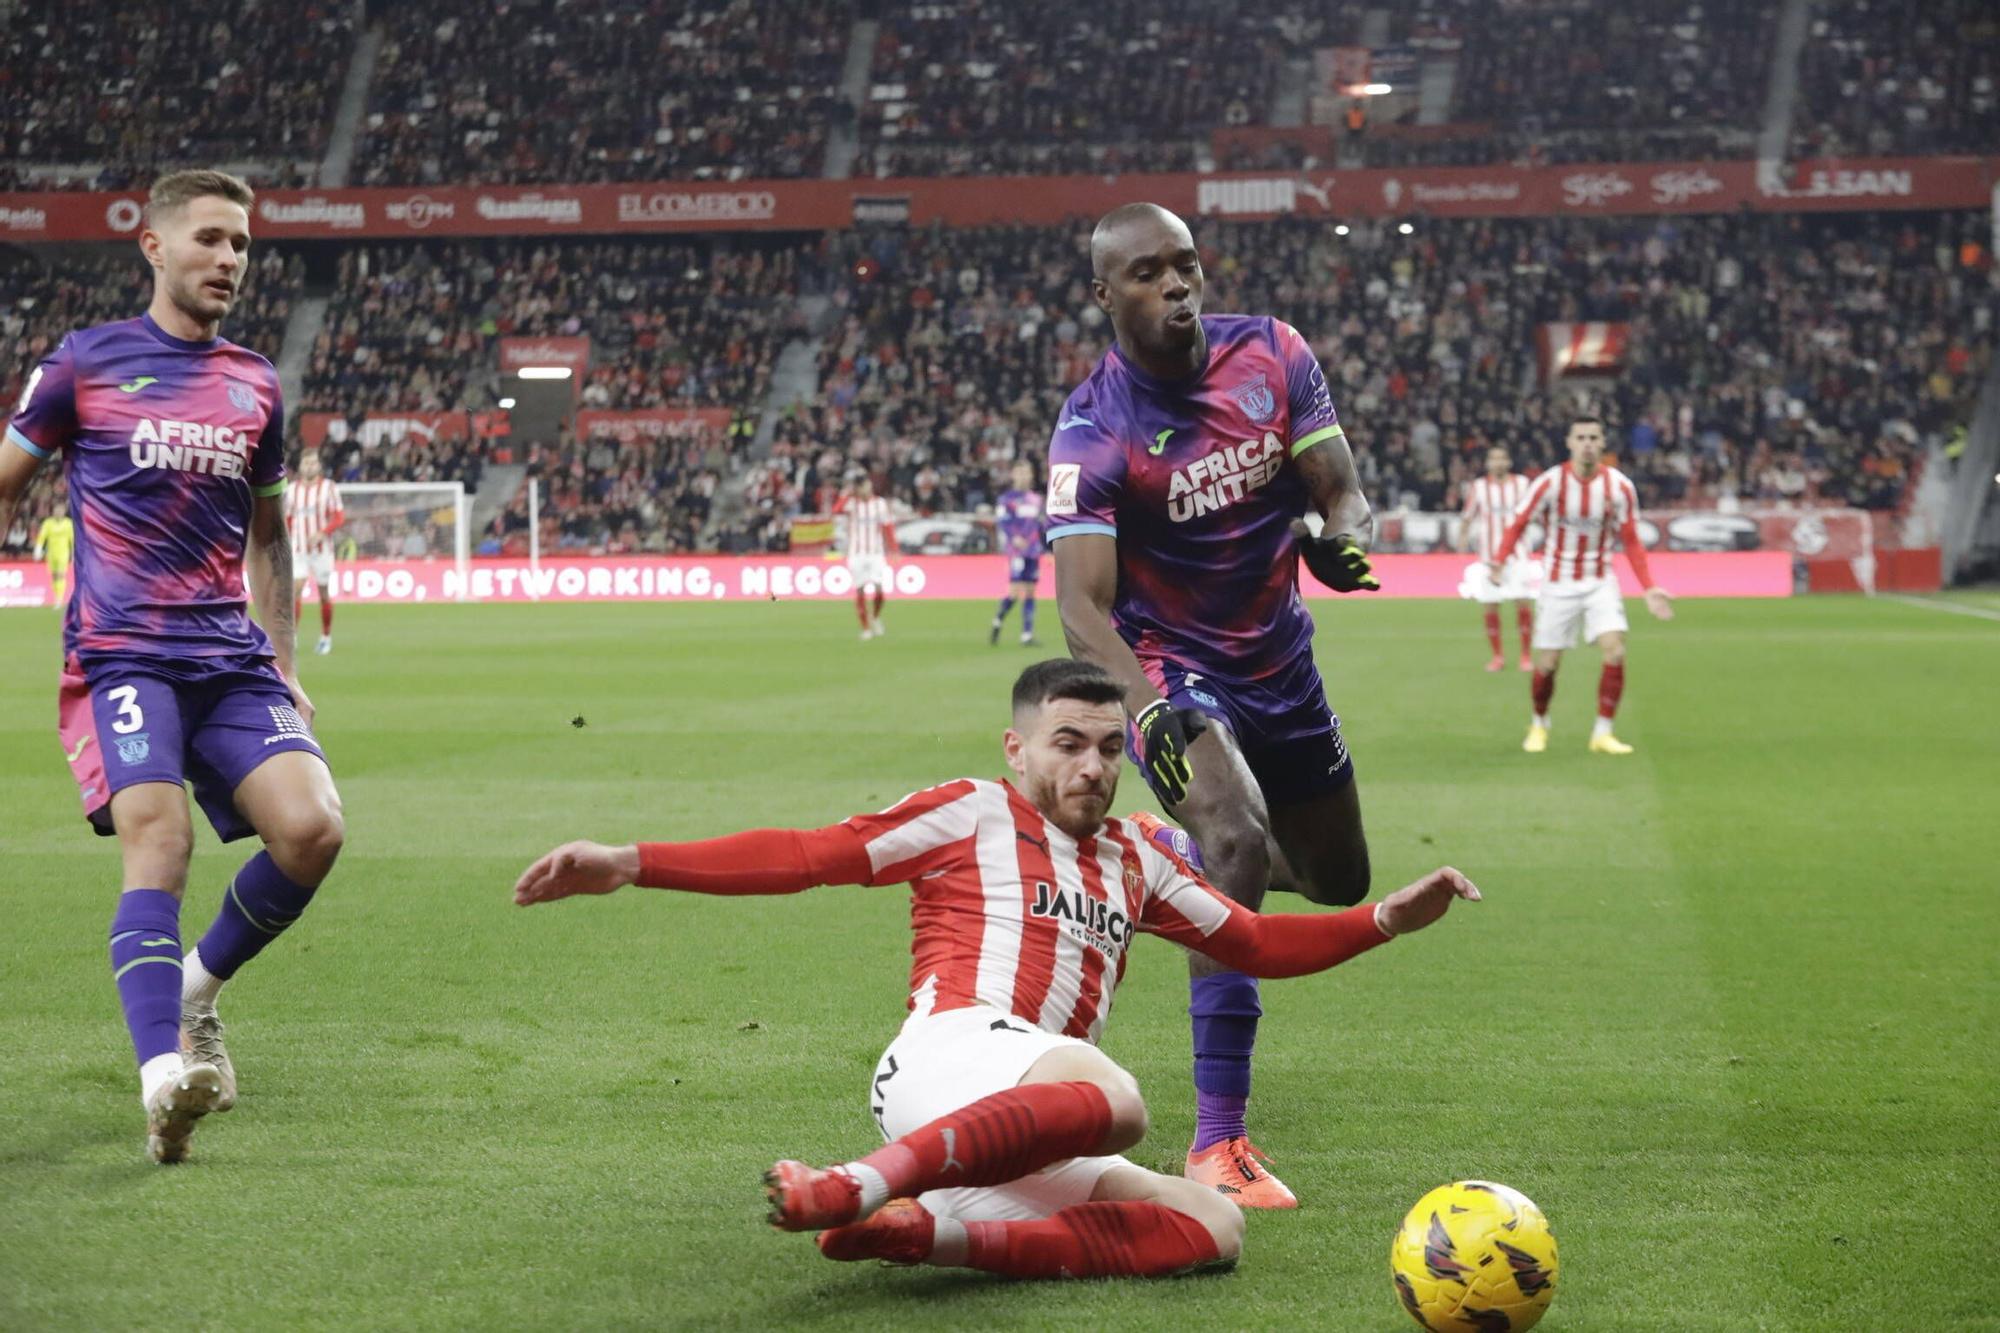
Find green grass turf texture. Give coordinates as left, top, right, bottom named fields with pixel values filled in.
left=2, top=595, right=1995, bottom=1332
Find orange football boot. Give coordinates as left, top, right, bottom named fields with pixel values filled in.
left=1185, top=1136, right=1299, bottom=1209
left=816, top=1198, right=936, bottom=1265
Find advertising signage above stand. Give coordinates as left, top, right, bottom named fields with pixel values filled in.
left=1, top=157, right=1992, bottom=243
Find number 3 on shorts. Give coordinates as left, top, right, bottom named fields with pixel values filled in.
left=106, top=685, right=144, bottom=734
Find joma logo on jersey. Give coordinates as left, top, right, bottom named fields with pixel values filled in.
left=1165, top=432, right=1284, bottom=523
left=127, top=418, right=253, bottom=479
left=1029, top=881, right=1136, bottom=951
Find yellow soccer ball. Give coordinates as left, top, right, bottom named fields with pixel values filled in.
left=1390, top=1180, right=1560, bottom=1332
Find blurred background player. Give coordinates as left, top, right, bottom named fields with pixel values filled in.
left=33, top=482, right=74, bottom=607
left=1460, top=444, right=1535, bottom=672
left=1490, top=417, right=1675, bottom=754
left=1049, top=203, right=1381, bottom=1207
left=513, top=659, right=1480, bottom=1279
left=287, top=449, right=344, bottom=656
left=0, top=171, right=345, bottom=1163
left=989, top=456, right=1046, bottom=646
left=835, top=469, right=894, bottom=640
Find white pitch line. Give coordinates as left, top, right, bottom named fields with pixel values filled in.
left=1884, top=594, right=2000, bottom=624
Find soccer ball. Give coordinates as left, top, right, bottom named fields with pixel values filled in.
left=1390, top=1180, right=1559, bottom=1332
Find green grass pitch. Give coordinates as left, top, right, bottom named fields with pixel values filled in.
left=2, top=595, right=1996, bottom=1331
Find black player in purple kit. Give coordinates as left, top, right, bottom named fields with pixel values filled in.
left=1049, top=203, right=1380, bottom=1207
left=0, top=171, right=345, bottom=1163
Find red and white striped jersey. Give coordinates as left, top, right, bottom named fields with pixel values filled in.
left=842, top=779, right=1242, bottom=1043
left=1462, top=473, right=1531, bottom=562
left=1497, top=462, right=1648, bottom=586
left=835, top=494, right=893, bottom=559
left=286, top=476, right=344, bottom=556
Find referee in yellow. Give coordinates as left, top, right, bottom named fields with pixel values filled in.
left=33, top=507, right=74, bottom=606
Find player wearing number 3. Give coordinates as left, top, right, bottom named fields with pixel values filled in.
left=514, top=661, right=1479, bottom=1279
left=0, top=171, right=345, bottom=1163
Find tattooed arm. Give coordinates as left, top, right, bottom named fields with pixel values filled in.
left=248, top=489, right=314, bottom=725
left=1291, top=428, right=1374, bottom=550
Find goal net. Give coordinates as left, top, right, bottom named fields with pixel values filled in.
left=324, top=482, right=471, bottom=601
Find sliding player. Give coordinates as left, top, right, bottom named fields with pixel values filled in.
left=1489, top=417, right=1674, bottom=754
left=990, top=457, right=1046, bottom=645
left=513, top=660, right=1480, bottom=1277
left=287, top=449, right=343, bottom=655
left=0, top=170, right=345, bottom=1163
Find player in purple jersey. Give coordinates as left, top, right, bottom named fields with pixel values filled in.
left=989, top=457, right=1047, bottom=646
left=1048, top=203, right=1380, bottom=1208
left=0, top=171, right=345, bottom=1164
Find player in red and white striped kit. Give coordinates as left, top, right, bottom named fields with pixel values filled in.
left=1490, top=418, right=1673, bottom=754
left=1460, top=444, right=1536, bottom=672
left=512, top=660, right=1480, bottom=1280
left=834, top=470, right=895, bottom=639
left=285, top=450, right=343, bottom=655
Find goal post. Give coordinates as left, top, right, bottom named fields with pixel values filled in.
left=329, top=481, right=471, bottom=601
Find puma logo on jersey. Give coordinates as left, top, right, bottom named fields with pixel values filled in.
left=1165, top=432, right=1285, bottom=523
left=118, top=377, right=159, bottom=393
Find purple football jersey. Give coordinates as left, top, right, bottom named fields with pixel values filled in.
left=1044, top=314, right=1344, bottom=681
left=995, top=488, right=1046, bottom=558
left=6, top=313, right=287, bottom=661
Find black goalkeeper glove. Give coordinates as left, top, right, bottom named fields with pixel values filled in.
left=1134, top=699, right=1209, bottom=808
left=1291, top=522, right=1380, bottom=593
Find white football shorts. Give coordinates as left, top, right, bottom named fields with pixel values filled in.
left=1459, top=557, right=1538, bottom=604
left=1532, top=576, right=1628, bottom=650
left=846, top=554, right=892, bottom=590
left=867, top=1004, right=1132, bottom=1222
left=294, top=548, right=335, bottom=587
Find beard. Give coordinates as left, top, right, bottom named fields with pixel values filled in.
left=1025, top=767, right=1115, bottom=839
left=172, top=274, right=233, bottom=327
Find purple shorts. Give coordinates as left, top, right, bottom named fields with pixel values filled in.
left=58, top=652, right=327, bottom=841
left=1133, top=652, right=1354, bottom=805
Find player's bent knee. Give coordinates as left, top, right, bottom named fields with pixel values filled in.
left=1158, top=1176, right=1245, bottom=1261
left=1199, top=822, right=1272, bottom=904
left=1020, top=1044, right=1147, bottom=1150
left=1301, top=850, right=1370, bottom=907
left=266, top=801, right=345, bottom=883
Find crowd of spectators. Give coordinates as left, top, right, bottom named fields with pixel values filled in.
left=355, top=0, right=853, bottom=186
left=0, top=0, right=352, bottom=193
left=1789, top=0, right=2000, bottom=159
left=303, top=235, right=813, bottom=417
left=854, top=0, right=1331, bottom=179
left=7, top=209, right=1990, bottom=559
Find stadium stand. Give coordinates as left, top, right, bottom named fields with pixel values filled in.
left=355, top=0, right=855, bottom=185
left=0, top=0, right=354, bottom=192
left=1789, top=0, right=2000, bottom=159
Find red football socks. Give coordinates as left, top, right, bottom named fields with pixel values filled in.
left=871, top=588, right=885, bottom=616
left=1531, top=668, right=1556, bottom=715
left=1483, top=608, right=1502, bottom=655
left=852, top=591, right=869, bottom=627
left=962, top=1201, right=1223, bottom=1278
left=852, top=1080, right=1114, bottom=1196
left=1598, top=662, right=1625, bottom=720
left=320, top=596, right=334, bottom=634
left=1516, top=603, right=1533, bottom=654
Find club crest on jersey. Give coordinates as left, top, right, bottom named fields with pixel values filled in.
left=1029, top=881, right=1136, bottom=953
left=226, top=381, right=257, bottom=414
left=114, top=732, right=151, bottom=765
left=1231, top=374, right=1276, bottom=423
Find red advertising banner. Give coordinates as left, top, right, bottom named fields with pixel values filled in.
left=498, top=336, right=591, bottom=373
left=574, top=408, right=733, bottom=442
left=299, top=411, right=470, bottom=448
left=2, top=157, right=1992, bottom=243
left=0, top=552, right=1793, bottom=610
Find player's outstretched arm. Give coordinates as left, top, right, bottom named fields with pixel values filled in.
left=513, top=825, right=876, bottom=907
left=514, top=840, right=639, bottom=904
left=1168, top=867, right=1482, bottom=979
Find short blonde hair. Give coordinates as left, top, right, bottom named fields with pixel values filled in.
left=147, top=169, right=255, bottom=225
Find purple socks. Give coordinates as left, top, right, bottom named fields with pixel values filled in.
left=1189, top=970, right=1262, bottom=1151
left=196, top=850, right=318, bottom=980
left=109, top=889, right=183, bottom=1064
left=1020, top=595, right=1036, bottom=636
